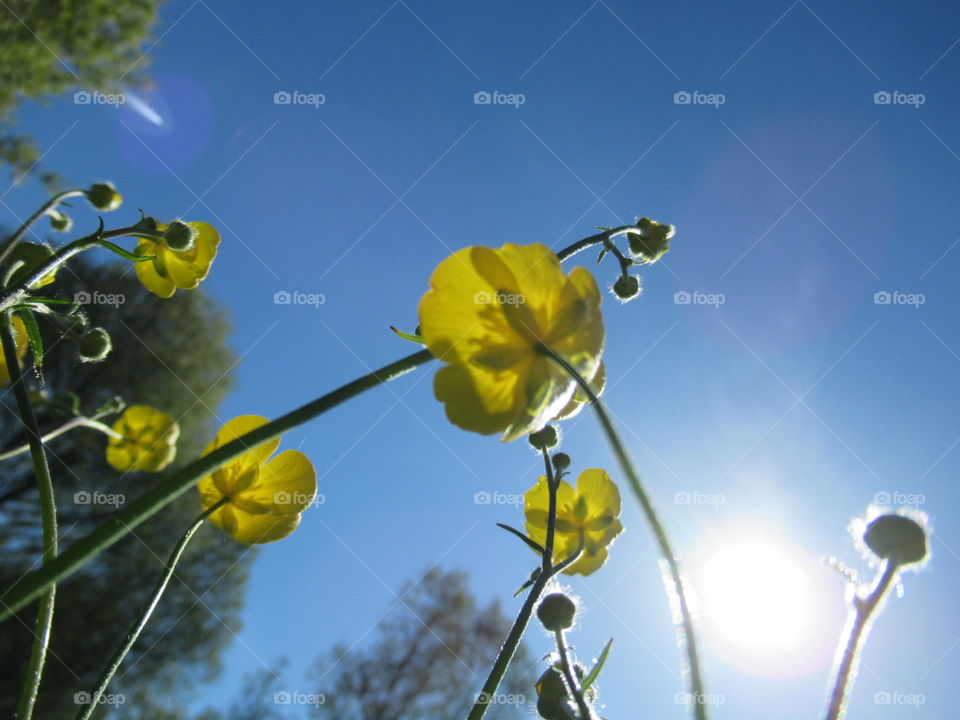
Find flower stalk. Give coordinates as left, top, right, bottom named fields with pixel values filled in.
left=2, top=312, right=58, bottom=720
left=538, top=343, right=707, bottom=720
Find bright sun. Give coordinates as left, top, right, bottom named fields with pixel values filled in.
left=700, top=537, right=817, bottom=659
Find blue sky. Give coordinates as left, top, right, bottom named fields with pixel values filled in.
left=7, top=0, right=960, bottom=717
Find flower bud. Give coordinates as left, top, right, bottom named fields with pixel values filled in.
left=535, top=666, right=569, bottom=720
left=529, top=425, right=559, bottom=450
left=612, top=274, right=641, bottom=301
left=537, top=592, right=577, bottom=631
left=161, top=221, right=198, bottom=252
left=627, top=217, right=674, bottom=262
left=47, top=209, right=73, bottom=232
left=552, top=452, right=571, bottom=472
left=6, top=242, right=57, bottom=288
left=78, top=327, right=112, bottom=363
left=86, top=183, right=123, bottom=211
left=863, top=512, right=928, bottom=567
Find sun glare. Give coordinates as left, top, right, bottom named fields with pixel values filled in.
left=699, top=536, right=822, bottom=670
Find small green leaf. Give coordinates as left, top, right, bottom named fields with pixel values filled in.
left=389, top=326, right=424, bottom=344
left=596, top=248, right=608, bottom=265
left=20, top=296, right=73, bottom=306
left=580, top=638, right=613, bottom=691
left=496, top=523, right=546, bottom=555
left=98, top=239, right=154, bottom=263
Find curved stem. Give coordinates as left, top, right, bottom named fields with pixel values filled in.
left=0, top=348, right=435, bottom=623
left=824, top=560, right=899, bottom=720
left=74, top=497, right=228, bottom=720
left=0, top=225, right=164, bottom=313
left=0, top=417, right=121, bottom=462
left=3, top=312, right=58, bottom=720
left=466, top=449, right=561, bottom=720
left=555, top=226, right=637, bottom=263
left=555, top=629, right=592, bottom=720
left=539, top=345, right=707, bottom=720
left=0, top=189, right=85, bottom=267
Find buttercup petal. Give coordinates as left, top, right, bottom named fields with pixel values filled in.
left=202, top=415, right=279, bottom=472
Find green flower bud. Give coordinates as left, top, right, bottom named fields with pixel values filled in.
left=86, top=183, right=123, bottom=211
left=5, top=242, right=56, bottom=288
left=537, top=592, right=577, bottom=631
left=78, top=327, right=112, bottom=363
left=627, top=217, right=675, bottom=262
left=47, top=209, right=73, bottom=233
left=535, top=666, right=569, bottom=720
left=552, top=452, right=571, bottom=472
left=161, top=221, right=198, bottom=252
left=529, top=425, right=559, bottom=450
left=863, top=513, right=928, bottom=567
left=612, top=274, right=641, bottom=301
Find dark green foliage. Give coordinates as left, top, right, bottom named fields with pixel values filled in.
left=0, top=255, right=249, bottom=718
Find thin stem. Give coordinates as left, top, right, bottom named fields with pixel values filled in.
left=0, top=417, right=121, bottom=462
left=75, top=497, right=228, bottom=720
left=465, top=450, right=561, bottom=720
left=3, top=312, right=58, bottom=720
left=555, top=629, right=592, bottom=720
left=539, top=345, right=707, bottom=720
left=824, top=560, right=899, bottom=720
left=0, top=189, right=85, bottom=267
left=0, top=348, right=435, bottom=623
left=0, top=225, right=163, bottom=313
left=555, top=226, right=637, bottom=263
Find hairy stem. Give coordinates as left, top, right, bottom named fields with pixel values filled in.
left=3, top=312, right=58, bottom=720
left=0, top=189, right=85, bottom=268
left=0, top=348, right=435, bottom=623
left=824, top=560, right=899, bottom=720
left=540, top=345, right=707, bottom=720
left=75, top=498, right=228, bottom=720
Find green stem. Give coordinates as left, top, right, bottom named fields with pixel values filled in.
left=3, top=312, right=58, bottom=720
left=824, top=560, right=899, bottom=720
left=0, top=225, right=164, bottom=313
left=74, top=497, right=229, bottom=720
left=0, top=349, right=435, bottom=623
left=555, top=226, right=637, bottom=263
left=539, top=345, right=707, bottom=720
left=555, top=628, right=592, bottom=720
left=0, top=189, right=85, bottom=268
left=0, top=417, right=121, bottom=462
left=466, top=449, right=560, bottom=720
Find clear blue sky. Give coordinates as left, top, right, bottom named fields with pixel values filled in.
left=8, top=1, right=960, bottom=718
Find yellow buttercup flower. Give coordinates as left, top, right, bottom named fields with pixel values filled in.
left=198, top=416, right=317, bottom=544
left=419, top=243, right=604, bottom=441
left=135, top=222, right=219, bottom=298
left=106, top=405, right=180, bottom=472
left=0, top=315, right=28, bottom=385
left=524, top=468, right=623, bottom=576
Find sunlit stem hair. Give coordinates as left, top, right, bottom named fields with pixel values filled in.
left=537, top=342, right=708, bottom=720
